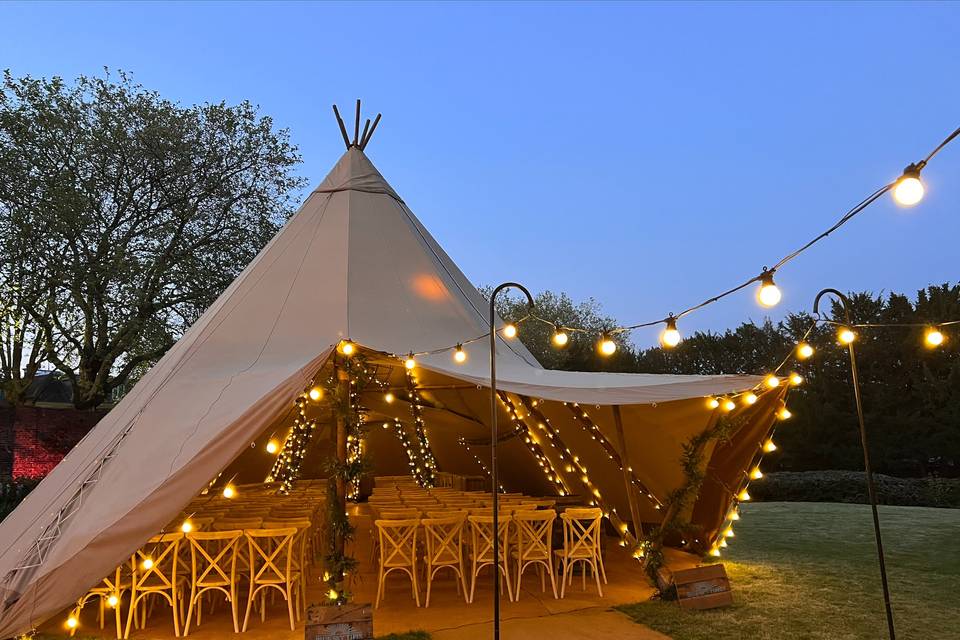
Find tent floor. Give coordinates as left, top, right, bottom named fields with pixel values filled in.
left=44, top=505, right=697, bottom=639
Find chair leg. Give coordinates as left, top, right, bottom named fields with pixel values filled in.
left=425, top=565, right=433, bottom=608
left=560, top=558, right=569, bottom=599
left=172, top=590, right=181, bottom=638
left=230, top=582, right=239, bottom=634
left=592, top=558, right=603, bottom=597
left=412, top=563, right=421, bottom=608
left=241, top=583, right=255, bottom=632
left=114, top=596, right=123, bottom=640
left=515, top=561, right=523, bottom=602
left=547, top=561, right=559, bottom=599
left=375, top=566, right=385, bottom=609
left=469, top=562, right=478, bottom=604
left=124, top=595, right=136, bottom=640
left=286, top=585, right=296, bottom=632
left=184, top=591, right=196, bottom=636
left=598, top=552, right=608, bottom=585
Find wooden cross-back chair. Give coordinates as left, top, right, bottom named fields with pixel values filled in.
left=554, top=508, right=606, bottom=597
left=513, top=510, right=558, bottom=600
left=242, top=527, right=300, bottom=632
left=183, top=530, right=242, bottom=635
left=70, top=564, right=130, bottom=639
left=421, top=514, right=468, bottom=607
left=261, top=518, right=312, bottom=616
left=375, top=518, right=421, bottom=609
left=467, top=514, right=514, bottom=604
left=125, top=532, right=184, bottom=638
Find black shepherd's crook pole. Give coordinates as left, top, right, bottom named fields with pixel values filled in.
left=488, top=282, right=534, bottom=640
left=813, top=288, right=896, bottom=640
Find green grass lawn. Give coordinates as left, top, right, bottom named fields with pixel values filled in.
left=617, top=502, right=960, bottom=640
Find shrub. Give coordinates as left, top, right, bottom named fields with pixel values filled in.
left=749, top=471, right=960, bottom=508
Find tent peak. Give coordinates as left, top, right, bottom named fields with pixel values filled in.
left=332, top=100, right=382, bottom=151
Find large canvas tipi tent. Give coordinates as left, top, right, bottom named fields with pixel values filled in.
left=0, top=109, right=782, bottom=637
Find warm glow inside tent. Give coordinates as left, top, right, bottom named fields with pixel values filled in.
left=0, top=125, right=782, bottom=638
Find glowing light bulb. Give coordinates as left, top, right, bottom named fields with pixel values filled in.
left=925, top=327, right=945, bottom=348
left=660, top=317, right=681, bottom=348
left=66, top=616, right=79, bottom=629
left=730, top=510, right=741, bottom=521
left=180, top=520, right=193, bottom=533
left=743, top=392, right=758, bottom=406
left=141, top=558, right=154, bottom=571
left=552, top=325, right=569, bottom=347
left=384, top=392, right=395, bottom=403
left=107, top=595, right=119, bottom=608
left=750, top=467, right=763, bottom=480
left=756, top=270, right=782, bottom=308
left=797, top=342, right=814, bottom=359
left=763, top=439, right=777, bottom=453
left=722, top=398, right=736, bottom=412
left=723, top=526, right=735, bottom=538
left=838, top=328, right=856, bottom=344
left=765, top=375, right=780, bottom=389
left=308, top=386, right=323, bottom=402
left=777, top=406, right=792, bottom=420
left=710, top=547, right=721, bottom=557
left=737, top=488, right=751, bottom=501
left=789, top=372, right=803, bottom=386
left=707, top=397, right=720, bottom=410
left=266, top=439, right=280, bottom=454
left=598, top=334, right=617, bottom=356
left=222, top=485, right=236, bottom=499
left=502, top=323, right=518, bottom=339
left=893, top=165, right=924, bottom=206
left=327, top=589, right=339, bottom=601
left=453, top=344, right=467, bottom=363
left=339, top=340, right=355, bottom=356
left=404, top=354, right=416, bottom=370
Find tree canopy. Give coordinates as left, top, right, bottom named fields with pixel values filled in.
left=0, top=70, right=305, bottom=407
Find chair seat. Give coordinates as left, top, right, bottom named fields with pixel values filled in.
left=554, top=549, right=593, bottom=559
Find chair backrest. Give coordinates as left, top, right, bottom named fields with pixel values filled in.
left=245, top=528, right=298, bottom=585
left=514, top=510, right=556, bottom=561
left=378, top=509, right=420, bottom=520
left=212, top=517, right=263, bottom=531
left=375, top=519, right=420, bottom=568
left=561, top=508, right=602, bottom=558
left=186, top=530, right=242, bottom=586
left=133, top=532, right=183, bottom=591
left=421, top=514, right=465, bottom=566
left=426, top=509, right=468, bottom=519
left=468, top=514, right=511, bottom=563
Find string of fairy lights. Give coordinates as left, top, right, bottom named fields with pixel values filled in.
left=405, top=367, right=438, bottom=487
left=354, top=125, right=959, bottom=368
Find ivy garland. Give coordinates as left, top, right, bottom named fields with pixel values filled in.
left=641, top=412, right=747, bottom=585
left=318, top=354, right=378, bottom=606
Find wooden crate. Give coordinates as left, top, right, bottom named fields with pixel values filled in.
left=305, top=603, right=373, bottom=640
left=663, top=564, right=733, bottom=610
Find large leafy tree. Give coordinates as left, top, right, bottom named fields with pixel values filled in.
left=0, top=70, right=305, bottom=408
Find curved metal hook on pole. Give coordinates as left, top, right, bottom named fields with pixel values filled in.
left=488, top=282, right=534, bottom=640
left=813, top=288, right=896, bottom=640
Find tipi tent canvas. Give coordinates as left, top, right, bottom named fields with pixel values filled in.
left=0, top=111, right=783, bottom=637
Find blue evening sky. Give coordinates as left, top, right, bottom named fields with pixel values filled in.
left=3, top=2, right=959, bottom=346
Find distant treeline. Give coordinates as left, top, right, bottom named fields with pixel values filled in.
left=494, top=285, right=960, bottom=478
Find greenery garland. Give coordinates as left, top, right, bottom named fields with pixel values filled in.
left=641, top=413, right=746, bottom=585
left=321, top=354, right=377, bottom=606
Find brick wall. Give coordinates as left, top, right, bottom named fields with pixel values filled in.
left=0, top=406, right=107, bottom=480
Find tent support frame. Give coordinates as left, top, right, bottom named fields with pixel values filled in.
left=612, top=405, right=644, bottom=540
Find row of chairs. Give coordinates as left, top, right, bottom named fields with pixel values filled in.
left=70, top=483, right=326, bottom=638
left=373, top=507, right=606, bottom=609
